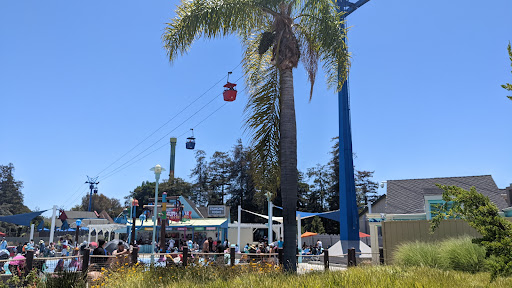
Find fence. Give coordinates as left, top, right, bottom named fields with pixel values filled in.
left=0, top=246, right=381, bottom=285
left=381, top=219, right=480, bottom=263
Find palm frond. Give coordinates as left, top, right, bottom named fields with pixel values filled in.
left=163, top=0, right=277, bottom=62
left=242, top=31, right=281, bottom=192
left=297, top=0, right=350, bottom=92
left=295, top=24, right=319, bottom=100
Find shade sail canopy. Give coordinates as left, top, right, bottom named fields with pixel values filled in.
left=359, top=232, right=370, bottom=238
left=301, top=232, right=318, bottom=238
left=133, top=218, right=228, bottom=229
left=0, top=232, right=5, bottom=237
left=0, top=210, right=48, bottom=226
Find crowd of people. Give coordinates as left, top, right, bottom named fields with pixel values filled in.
left=0, top=235, right=326, bottom=275
left=0, top=236, right=86, bottom=276
left=0, top=236, right=133, bottom=275
left=301, top=239, right=324, bottom=255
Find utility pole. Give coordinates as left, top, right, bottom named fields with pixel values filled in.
left=337, top=0, right=371, bottom=254
left=85, top=176, right=99, bottom=212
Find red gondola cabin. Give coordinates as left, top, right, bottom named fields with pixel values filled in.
left=223, top=82, right=237, bottom=102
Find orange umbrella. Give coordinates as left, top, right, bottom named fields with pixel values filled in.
left=359, top=232, right=370, bottom=238
left=301, top=231, right=318, bottom=238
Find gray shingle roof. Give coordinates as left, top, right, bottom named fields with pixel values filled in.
left=385, top=175, right=509, bottom=214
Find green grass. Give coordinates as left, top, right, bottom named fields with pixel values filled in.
left=87, top=264, right=512, bottom=288
left=440, top=236, right=486, bottom=273
left=395, top=236, right=487, bottom=273
left=395, top=241, right=443, bottom=269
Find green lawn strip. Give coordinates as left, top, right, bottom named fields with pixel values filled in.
left=92, top=265, right=512, bottom=288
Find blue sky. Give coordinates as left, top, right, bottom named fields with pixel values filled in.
left=1, top=0, right=511, bottom=216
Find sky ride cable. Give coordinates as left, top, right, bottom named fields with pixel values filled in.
left=97, top=76, right=245, bottom=183
left=93, top=62, right=243, bottom=179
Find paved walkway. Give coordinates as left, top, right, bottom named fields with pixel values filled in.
left=297, top=262, right=346, bottom=274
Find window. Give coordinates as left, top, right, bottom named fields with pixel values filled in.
left=424, top=195, right=453, bottom=220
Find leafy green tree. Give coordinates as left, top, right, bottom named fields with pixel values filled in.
left=72, top=193, right=124, bottom=219
left=431, top=185, right=512, bottom=279
left=502, top=42, right=512, bottom=101
left=297, top=171, right=310, bottom=211
left=0, top=163, right=31, bottom=235
left=304, top=216, right=325, bottom=234
left=355, top=170, right=379, bottom=212
left=226, top=140, right=259, bottom=223
left=327, top=137, right=340, bottom=212
left=208, top=151, right=232, bottom=205
left=163, top=0, right=348, bottom=271
left=190, top=150, right=210, bottom=207
left=307, top=164, right=330, bottom=211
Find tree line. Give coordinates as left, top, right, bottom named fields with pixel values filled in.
left=125, top=137, right=378, bottom=235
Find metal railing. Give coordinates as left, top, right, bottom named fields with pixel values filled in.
left=0, top=246, right=384, bottom=285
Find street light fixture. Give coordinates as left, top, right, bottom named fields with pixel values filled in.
left=150, top=164, right=165, bottom=264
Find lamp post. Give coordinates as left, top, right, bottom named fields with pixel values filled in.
left=75, top=219, right=82, bottom=245
left=150, top=164, right=165, bottom=264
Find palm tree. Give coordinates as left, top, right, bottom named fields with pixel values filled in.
left=163, top=0, right=349, bottom=271
left=503, top=43, right=512, bottom=100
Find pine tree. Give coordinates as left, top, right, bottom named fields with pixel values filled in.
left=0, top=163, right=31, bottom=234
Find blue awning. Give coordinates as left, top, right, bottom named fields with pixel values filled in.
left=0, top=210, right=48, bottom=226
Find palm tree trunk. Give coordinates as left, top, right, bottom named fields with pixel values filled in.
left=279, top=68, right=298, bottom=272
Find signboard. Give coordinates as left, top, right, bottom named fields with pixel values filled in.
left=206, top=227, right=217, bottom=231
left=166, top=208, right=193, bottom=222
left=194, top=227, right=205, bottom=231
left=207, top=205, right=226, bottom=217
left=177, top=227, right=187, bottom=231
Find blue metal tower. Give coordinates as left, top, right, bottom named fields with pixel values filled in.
left=85, top=176, right=99, bottom=212
left=337, top=0, right=371, bottom=253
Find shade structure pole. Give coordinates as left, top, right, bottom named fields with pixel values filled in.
left=29, top=224, right=35, bottom=241
left=297, top=213, right=301, bottom=252
left=49, top=205, right=57, bottom=244
left=237, top=205, right=241, bottom=247
left=266, top=192, right=273, bottom=244
left=336, top=0, right=371, bottom=254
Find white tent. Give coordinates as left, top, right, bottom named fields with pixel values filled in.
left=87, top=224, right=126, bottom=243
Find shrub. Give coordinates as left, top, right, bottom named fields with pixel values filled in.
left=42, top=271, right=87, bottom=288
left=394, top=241, right=442, bottom=269
left=440, top=236, right=486, bottom=273
left=395, top=237, right=487, bottom=273
left=431, top=185, right=512, bottom=279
